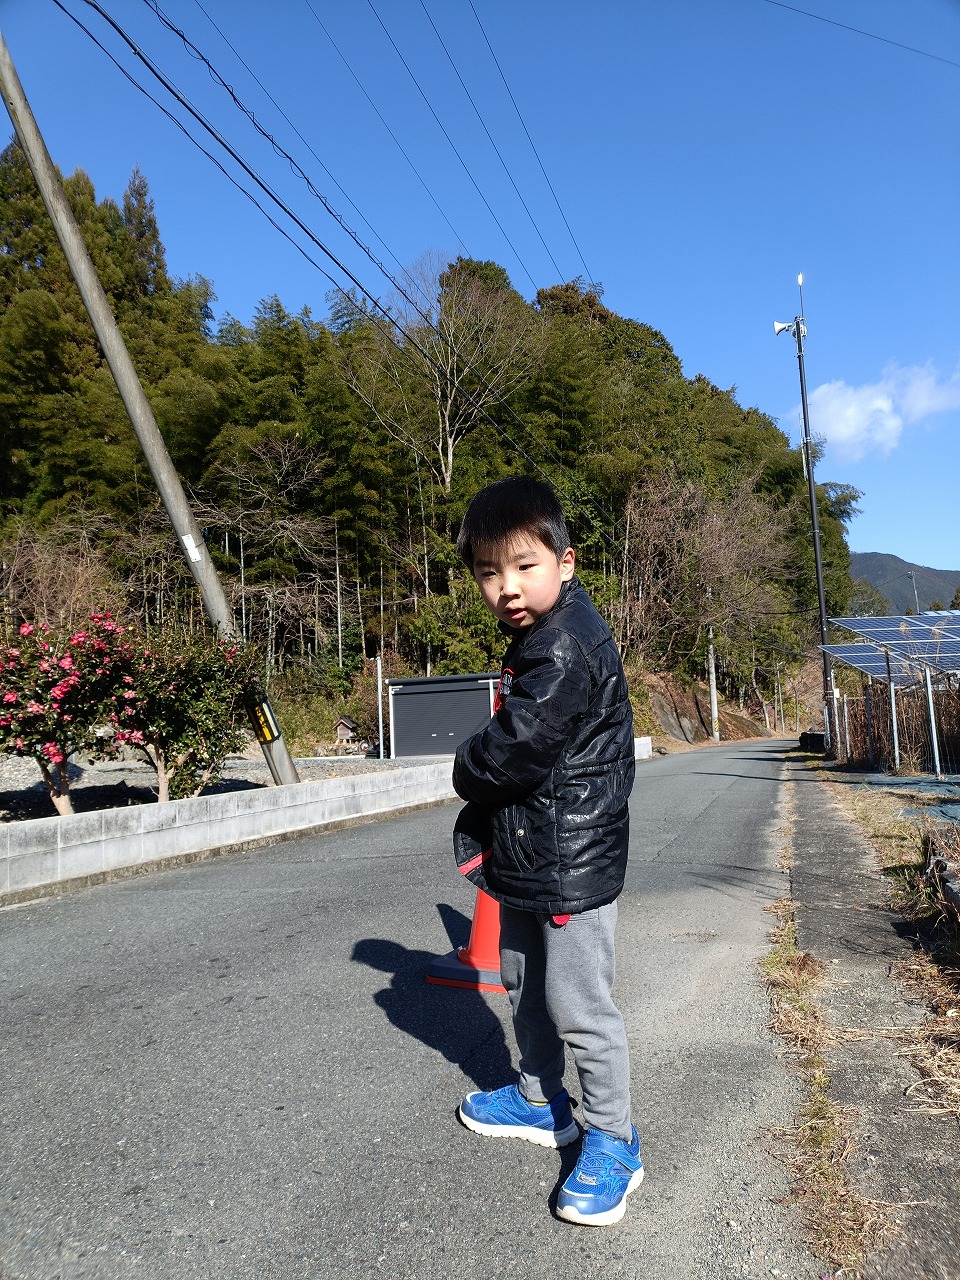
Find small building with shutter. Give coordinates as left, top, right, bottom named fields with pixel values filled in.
left=385, top=673, right=499, bottom=758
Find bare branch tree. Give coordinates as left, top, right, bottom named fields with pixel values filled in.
left=618, top=469, right=795, bottom=668
left=342, top=254, right=545, bottom=494
left=0, top=511, right=127, bottom=629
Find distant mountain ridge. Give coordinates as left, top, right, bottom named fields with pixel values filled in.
left=851, top=552, right=960, bottom=615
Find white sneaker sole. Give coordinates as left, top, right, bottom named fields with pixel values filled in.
left=458, top=1105, right=579, bottom=1149
left=556, top=1166, right=645, bottom=1226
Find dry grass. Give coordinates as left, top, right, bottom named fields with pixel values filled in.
left=761, top=897, right=831, bottom=1056
left=827, top=777, right=960, bottom=1121
left=776, top=1081, right=893, bottom=1276
left=763, top=915, right=891, bottom=1270
left=761, top=852, right=890, bottom=1271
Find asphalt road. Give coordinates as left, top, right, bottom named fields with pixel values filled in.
left=1, top=739, right=819, bottom=1280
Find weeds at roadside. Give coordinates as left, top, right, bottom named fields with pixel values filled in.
left=761, top=782, right=892, bottom=1273
left=827, top=778, right=960, bottom=1122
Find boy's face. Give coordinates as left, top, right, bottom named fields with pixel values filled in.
left=472, top=536, right=575, bottom=629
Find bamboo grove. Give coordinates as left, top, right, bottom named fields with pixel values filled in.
left=0, top=142, right=860, bottom=716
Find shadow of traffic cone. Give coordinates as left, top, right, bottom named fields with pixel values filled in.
left=426, top=887, right=506, bottom=993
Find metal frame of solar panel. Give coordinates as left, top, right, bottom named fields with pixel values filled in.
left=821, top=644, right=923, bottom=688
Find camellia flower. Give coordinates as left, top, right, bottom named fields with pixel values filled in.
left=3, top=691, right=17, bottom=704
left=19, top=623, right=34, bottom=636
left=58, top=656, right=74, bottom=670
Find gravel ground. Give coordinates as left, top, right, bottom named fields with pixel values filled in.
left=0, top=749, right=401, bottom=823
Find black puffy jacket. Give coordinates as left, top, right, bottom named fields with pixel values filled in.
left=452, top=577, right=635, bottom=915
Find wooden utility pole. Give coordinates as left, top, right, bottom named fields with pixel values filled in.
left=0, top=29, right=300, bottom=785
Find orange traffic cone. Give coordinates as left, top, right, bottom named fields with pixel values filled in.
left=426, top=887, right=506, bottom=993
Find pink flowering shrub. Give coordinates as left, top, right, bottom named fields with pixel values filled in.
left=0, top=615, right=133, bottom=814
left=0, top=615, right=254, bottom=812
left=110, top=631, right=252, bottom=802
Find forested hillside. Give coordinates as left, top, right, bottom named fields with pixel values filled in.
left=850, top=553, right=960, bottom=615
left=0, top=141, right=858, bottom=734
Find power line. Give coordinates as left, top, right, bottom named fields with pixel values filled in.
left=184, top=0, right=412, bottom=290
left=138, top=1, right=555, bottom=434
left=299, top=0, right=469, bottom=258
left=142, top=0, right=424, bottom=313
left=759, top=0, right=960, bottom=72
left=52, top=1, right=349, bottom=293
left=364, top=0, right=540, bottom=293
left=467, top=0, right=595, bottom=287
left=51, top=1, right=615, bottom=547
left=32, top=7, right=829, bottom=668
left=124, top=6, right=608, bottom=529
left=417, top=0, right=565, bottom=282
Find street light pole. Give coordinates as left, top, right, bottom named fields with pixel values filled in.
left=775, top=277, right=835, bottom=751
left=907, top=571, right=921, bottom=614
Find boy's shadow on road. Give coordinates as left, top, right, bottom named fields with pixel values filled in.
left=352, top=904, right=513, bottom=1091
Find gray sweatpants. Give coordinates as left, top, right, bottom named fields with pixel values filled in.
left=498, top=900, right=633, bottom=1141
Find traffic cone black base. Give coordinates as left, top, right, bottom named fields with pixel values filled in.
left=426, top=887, right=506, bottom=993
left=425, top=947, right=505, bottom=993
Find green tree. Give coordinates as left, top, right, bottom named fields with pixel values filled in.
left=847, top=578, right=891, bottom=616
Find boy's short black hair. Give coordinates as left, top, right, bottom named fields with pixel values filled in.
left=456, top=476, right=571, bottom=570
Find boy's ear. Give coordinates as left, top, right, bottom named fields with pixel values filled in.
left=559, top=546, right=575, bottom=581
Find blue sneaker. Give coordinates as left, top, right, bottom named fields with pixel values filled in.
left=458, top=1084, right=579, bottom=1148
left=557, top=1126, right=644, bottom=1225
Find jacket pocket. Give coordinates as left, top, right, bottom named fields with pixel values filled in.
left=495, top=805, right=538, bottom=871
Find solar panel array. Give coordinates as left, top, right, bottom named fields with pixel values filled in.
left=826, top=611, right=960, bottom=685
left=821, top=644, right=922, bottom=688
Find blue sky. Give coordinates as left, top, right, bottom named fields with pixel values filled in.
left=3, top=0, right=958, bottom=569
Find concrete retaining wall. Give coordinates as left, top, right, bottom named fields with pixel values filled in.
left=0, top=762, right=456, bottom=905
left=0, top=737, right=655, bottom=906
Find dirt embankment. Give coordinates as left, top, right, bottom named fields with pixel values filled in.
left=643, top=672, right=773, bottom=745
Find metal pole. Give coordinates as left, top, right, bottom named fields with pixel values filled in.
left=908, top=571, right=920, bottom=615
left=335, top=524, right=343, bottom=668
left=376, top=655, right=384, bottom=761
left=885, top=650, right=900, bottom=772
left=0, top=31, right=300, bottom=786
left=707, top=625, right=720, bottom=742
left=793, top=313, right=835, bottom=754
left=842, top=694, right=851, bottom=762
left=924, top=666, right=943, bottom=779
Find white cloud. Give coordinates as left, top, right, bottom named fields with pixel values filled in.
left=802, top=362, right=960, bottom=461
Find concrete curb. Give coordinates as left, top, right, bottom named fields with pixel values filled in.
left=0, top=737, right=654, bottom=908
left=925, top=826, right=960, bottom=919
left=0, top=761, right=456, bottom=908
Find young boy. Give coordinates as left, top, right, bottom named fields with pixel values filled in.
left=451, top=476, right=641, bottom=1227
